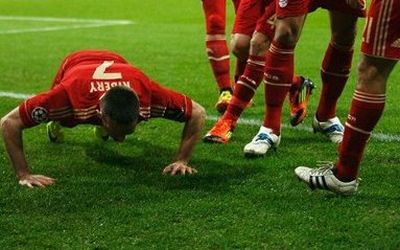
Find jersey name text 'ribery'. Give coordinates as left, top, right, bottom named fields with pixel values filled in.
left=89, top=81, right=131, bottom=93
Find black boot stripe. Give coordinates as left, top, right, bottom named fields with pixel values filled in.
left=309, top=176, right=316, bottom=190
left=316, top=177, right=323, bottom=189
left=321, top=176, right=329, bottom=190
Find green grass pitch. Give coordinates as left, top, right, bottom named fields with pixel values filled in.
left=0, top=0, right=399, bottom=249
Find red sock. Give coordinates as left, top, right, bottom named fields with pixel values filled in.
left=289, top=75, right=302, bottom=93
left=336, top=90, right=385, bottom=181
left=224, top=55, right=265, bottom=121
left=234, top=58, right=248, bottom=83
left=317, top=42, right=354, bottom=121
left=263, top=41, right=294, bottom=134
left=206, top=40, right=232, bottom=91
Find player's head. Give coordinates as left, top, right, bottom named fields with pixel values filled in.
left=99, top=86, right=139, bottom=142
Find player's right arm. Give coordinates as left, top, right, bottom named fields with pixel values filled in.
left=1, top=107, right=55, bottom=188
left=1, top=85, right=70, bottom=188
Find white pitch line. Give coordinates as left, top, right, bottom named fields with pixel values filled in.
left=0, top=91, right=33, bottom=99
left=0, top=15, right=133, bottom=24
left=0, top=23, right=131, bottom=35
left=1, top=90, right=399, bottom=143
left=207, top=116, right=400, bottom=143
left=0, top=15, right=133, bottom=35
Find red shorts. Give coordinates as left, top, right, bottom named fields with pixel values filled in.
left=232, top=0, right=267, bottom=36
left=361, top=0, right=400, bottom=60
left=254, top=0, right=307, bottom=38
left=275, top=0, right=308, bottom=18
left=256, top=0, right=365, bottom=40
left=309, top=0, right=366, bottom=17
left=255, top=2, right=276, bottom=39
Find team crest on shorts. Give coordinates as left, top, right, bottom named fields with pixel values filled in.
left=31, top=107, right=48, bottom=123
left=279, top=0, right=288, bottom=8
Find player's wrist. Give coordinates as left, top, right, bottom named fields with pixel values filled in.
left=16, top=169, right=30, bottom=180
left=174, top=158, right=188, bottom=165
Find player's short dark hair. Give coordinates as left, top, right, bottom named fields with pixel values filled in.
left=101, top=86, right=139, bottom=124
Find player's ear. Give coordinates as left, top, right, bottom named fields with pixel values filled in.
left=98, top=110, right=109, bottom=127
left=101, top=113, right=114, bottom=128
left=96, top=109, right=102, bottom=119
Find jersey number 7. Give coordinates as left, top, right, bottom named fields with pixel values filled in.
left=92, top=61, right=122, bottom=80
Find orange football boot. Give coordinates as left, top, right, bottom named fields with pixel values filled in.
left=288, top=77, right=315, bottom=126
left=203, top=118, right=235, bottom=144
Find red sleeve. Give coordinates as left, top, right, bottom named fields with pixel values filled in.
left=149, top=80, right=192, bottom=122
left=18, top=84, right=71, bottom=128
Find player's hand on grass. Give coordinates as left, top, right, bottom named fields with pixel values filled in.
left=346, top=0, right=366, bottom=10
left=18, top=174, right=55, bottom=188
left=163, top=161, right=198, bottom=176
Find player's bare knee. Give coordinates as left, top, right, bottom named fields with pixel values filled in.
left=274, top=20, right=302, bottom=47
left=331, top=30, right=356, bottom=48
left=231, top=35, right=250, bottom=60
left=274, top=28, right=298, bottom=47
left=357, top=58, right=378, bottom=86
left=330, top=12, right=358, bottom=47
left=250, top=37, right=267, bottom=56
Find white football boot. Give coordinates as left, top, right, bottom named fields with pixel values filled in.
left=312, top=116, right=344, bottom=144
left=295, top=162, right=358, bottom=195
left=243, top=126, right=280, bottom=157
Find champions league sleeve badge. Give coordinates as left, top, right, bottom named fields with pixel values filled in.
left=31, top=107, right=48, bottom=123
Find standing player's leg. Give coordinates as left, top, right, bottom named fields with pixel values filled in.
left=202, top=0, right=233, bottom=113
left=204, top=31, right=270, bottom=143
left=313, top=10, right=359, bottom=144
left=231, top=34, right=251, bottom=83
left=244, top=3, right=307, bottom=156
left=335, top=56, right=396, bottom=182
left=295, top=55, right=396, bottom=195
left=231, top=0, right=266, bottom=84
left=203, top=1, right=272, bottom=144
left=204, top=1, right=314, bottom=144
left=295, top=0, right=399, bottom=194
left=252, top=5, right=314, bottom=127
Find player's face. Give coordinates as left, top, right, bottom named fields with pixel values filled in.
left=102, top=117, right=137, bottom=142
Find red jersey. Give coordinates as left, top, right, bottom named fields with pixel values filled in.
left=19, top=50, right=193, bottom=128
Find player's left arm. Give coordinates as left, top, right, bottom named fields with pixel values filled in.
left=163, top=100, right=206, bottom=175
